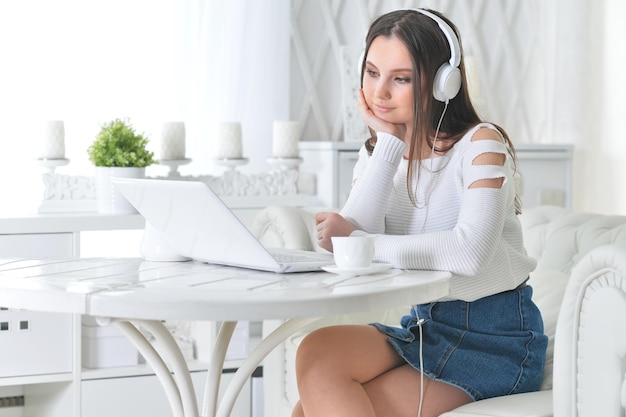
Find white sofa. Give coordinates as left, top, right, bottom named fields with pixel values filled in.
left=251, top=204, right=626, bottom=417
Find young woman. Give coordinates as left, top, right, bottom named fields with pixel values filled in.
left=292, top=9, right=547, bottom=417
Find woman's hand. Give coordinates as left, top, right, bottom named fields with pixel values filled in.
left=357, top=89, right=407, bottom=140
left=314, top=212, right=356, bottom=252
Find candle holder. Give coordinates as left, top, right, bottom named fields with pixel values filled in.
left=267, top=156, right=303, bottom=170
left=159, top=158, right=192, bottom=177
left=36, top=158, right=70, bottom=174
left=213, top=157, right=249, bottom=171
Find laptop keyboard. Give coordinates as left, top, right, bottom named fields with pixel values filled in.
left=270, top=249, right=332, bottom=263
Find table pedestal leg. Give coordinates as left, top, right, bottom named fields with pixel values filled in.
left=202, top=321, right=237, bottom=417
left=207, top=317, right=322, bottom=417
left=114, top=319, right=200, bottom=417
left=111, top=317, right=323, bottom=417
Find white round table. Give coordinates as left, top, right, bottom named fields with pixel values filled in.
left=0, top=258, right=451, bottom=417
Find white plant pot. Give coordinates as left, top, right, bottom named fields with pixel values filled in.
left=94, top=167, right=145, bottom=214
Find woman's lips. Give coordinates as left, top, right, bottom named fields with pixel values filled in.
left=374, top=103, right=394, bottom=113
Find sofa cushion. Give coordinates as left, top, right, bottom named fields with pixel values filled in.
left=438, top=389, right=552, bottom=417
left=521, top=206, right=626, bottom=274
left=527, top=269, right=569, bottom=390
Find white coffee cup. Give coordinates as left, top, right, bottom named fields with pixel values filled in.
left=331, top=236, right=374, bottom=269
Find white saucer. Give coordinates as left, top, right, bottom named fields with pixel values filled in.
left=322, top=263, right=393, bottom=276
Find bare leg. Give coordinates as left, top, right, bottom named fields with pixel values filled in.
left=292, top=324, right=473, bottom=417
left=364, top=364, right=473, bottom=417
left=291, top=401, right=304, bottom=417
left=294, top=324, right=405, bottom=417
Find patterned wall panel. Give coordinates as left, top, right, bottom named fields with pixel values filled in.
left=290, top=0, right=553, bottom=145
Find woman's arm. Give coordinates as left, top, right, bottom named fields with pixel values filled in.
left=315, top=133, right=406, bottom=252
left=375, top=129, right=515, bottom=274
left=340, top=133, right=407, bottom=231
left=341, top=127, right=517, bottom=277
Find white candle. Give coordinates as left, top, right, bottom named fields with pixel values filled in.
left=213, top=122, right=243, bottom=159
left=40, top=120, right=65, bottom=159
left=272, top=121, right=300, bottom=158
left=160, top=122, right=186, bottom=160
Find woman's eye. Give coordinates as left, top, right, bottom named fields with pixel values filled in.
left=395, top=77, right=411, bottom=84
left=365, top=69, right=379, bottom=77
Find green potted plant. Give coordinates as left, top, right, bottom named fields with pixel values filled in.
left=88, top=118, right=156, bottom=213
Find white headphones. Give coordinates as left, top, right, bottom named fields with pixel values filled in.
left=360, top=9, right=462, bottom=102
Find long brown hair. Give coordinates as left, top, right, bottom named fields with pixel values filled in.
left=361, top=9, right=521, bottom=214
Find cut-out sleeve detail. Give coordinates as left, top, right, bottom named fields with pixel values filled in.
left=462, top=139, right=509, bottom=188
left=337, top=122, right=535, bottom=302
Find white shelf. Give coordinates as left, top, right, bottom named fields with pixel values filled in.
left=0, top=372, right=73, bottom=387
left=0, top=212, right=145, bottom=235
left=80, top=359, right=246, bottom=381
left=81, top=363, right=180, bottom=380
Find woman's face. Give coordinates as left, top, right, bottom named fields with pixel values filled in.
left=362, top=35, right=415, bottom=128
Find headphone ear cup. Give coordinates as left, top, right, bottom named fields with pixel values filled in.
left=433, top=64, right=462, bottom=102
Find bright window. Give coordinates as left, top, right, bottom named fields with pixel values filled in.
left=0, top=0, right=289, bottom=212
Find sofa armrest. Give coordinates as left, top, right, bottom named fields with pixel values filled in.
left=553, top=244, right=626, bottom=417
left=439, top=390, right=552, bottom=417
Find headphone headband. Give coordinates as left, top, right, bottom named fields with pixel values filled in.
left=412, top=9, right=461, bottom=68
left=411, top=9, right=462, bottom=102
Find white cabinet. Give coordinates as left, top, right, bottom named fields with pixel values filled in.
left=0, top=233, right=77, bottom=258
left=0, top=213, right=261, bottom=417
left=515, top=144, right=574, bottom=208
left=81, top=369, right=253, bottom=417
left=300, top=141, right=574, bottom=209
left=0, top=310, right=73, bottom=378
left=299, top=141, right=361, bottom=208
left=0, top=214, right=141, bottom=417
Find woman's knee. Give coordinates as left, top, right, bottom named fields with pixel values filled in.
left=296, top=326, right=339, bottom=368
left=291, top=401, right=305, bottom=417
left=296, top=324, right=393, bottom=376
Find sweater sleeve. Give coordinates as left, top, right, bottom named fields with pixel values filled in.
left=344, top=132, right=517, bottom=276
left=376, top=186, right=508, bottom=275
left=340, top=133, right=407, bottom=233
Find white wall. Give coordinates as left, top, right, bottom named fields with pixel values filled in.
left=1, top=1, right=624, bottom=215
left=576, top=0, right=626, bottom=213
left=0, top=0, right=291, bottom=213
left=290, top=0, right=626, bottom=214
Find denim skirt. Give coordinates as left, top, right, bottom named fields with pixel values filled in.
left=371, top=285, right=548, bottom=401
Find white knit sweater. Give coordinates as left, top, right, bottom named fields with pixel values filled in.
left=341, top=123, right=536, bottom=302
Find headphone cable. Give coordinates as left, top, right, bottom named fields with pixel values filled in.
left=413, top=305, right=425, bottom=417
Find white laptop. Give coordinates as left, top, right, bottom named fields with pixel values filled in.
left=114, top=178, right=333, bottom=273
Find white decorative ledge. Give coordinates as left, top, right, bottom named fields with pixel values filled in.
left=38, top=169, right=318, bottom=213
